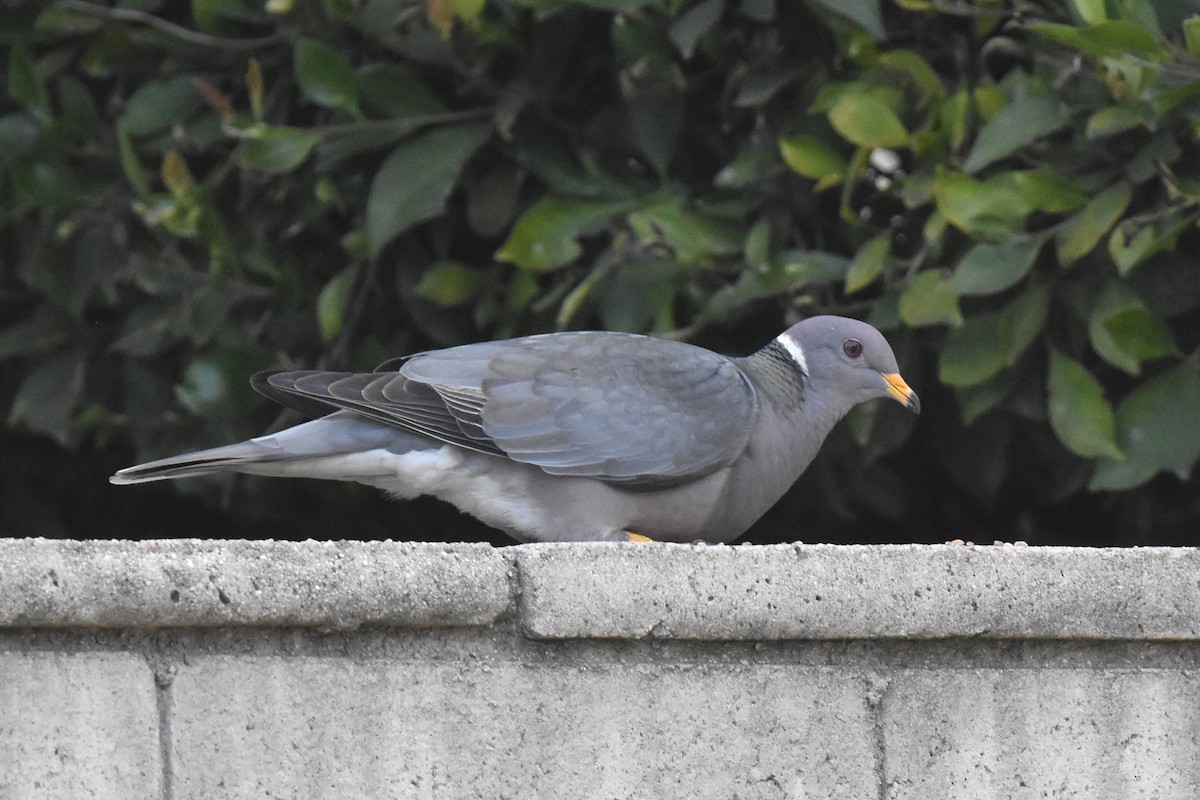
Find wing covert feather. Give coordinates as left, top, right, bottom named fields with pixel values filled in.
left=257, top=332, right=759, bottom=485
left=403, top=332, right=759, bottom=483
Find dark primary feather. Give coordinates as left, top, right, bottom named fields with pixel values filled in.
left=258, top=332, right=759, bottom=486
left=260, top=371, right=504, bottom=458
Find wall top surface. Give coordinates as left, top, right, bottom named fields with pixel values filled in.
left=1, top=538, right=1196, bottom=640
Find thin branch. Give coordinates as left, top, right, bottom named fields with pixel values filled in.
left=54, top=0, right=283, bottom=52
left=303, top=108, right=494, bottom=137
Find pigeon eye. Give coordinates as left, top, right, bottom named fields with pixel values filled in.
left=843, top=339, right=863, bottom=359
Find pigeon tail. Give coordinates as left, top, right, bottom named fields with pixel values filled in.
left=109, top=440, right=287, bottom=485
left=109, top=411, right=440, bottom=485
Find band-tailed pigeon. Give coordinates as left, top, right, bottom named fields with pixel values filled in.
left=111, top=315, right=919, bottom=542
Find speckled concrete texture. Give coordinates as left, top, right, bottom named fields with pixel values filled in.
left=0, top=538, right=511, bottom=629
left=169, top=655, right=876, bottom=800
left=881, top=668, right=1200, bottom=799
left=2, top=539, right=1199, bottom=799
left=515, top=542, right=1200, bottom=640
left=0, top=652, right=161, bottom=800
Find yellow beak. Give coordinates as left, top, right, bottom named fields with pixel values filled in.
left=882, top=372, right=921, bottom=414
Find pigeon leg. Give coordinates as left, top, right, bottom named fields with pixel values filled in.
left=625, top=532, right=654, bottom=543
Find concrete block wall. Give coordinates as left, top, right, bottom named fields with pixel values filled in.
left=1, top=539, right=1197, bottom=799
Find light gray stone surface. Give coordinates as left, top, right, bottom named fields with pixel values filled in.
left=2, top=539, right=1199, bottom=799
left=0, top=651, right=161, bottom=800
left=6, top=539, right=1200, bottom=640
left=0, top=538, right=511, bottom=630
left=516, top=542, right=1200, bottom=640
left=169, top=654, right=876, bottom=800
left=882, top=668, right=1200, bottom=799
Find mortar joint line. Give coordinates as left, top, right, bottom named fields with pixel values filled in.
left=866, top=672, right=891, bottom=800
left=152, top=658, right=177, bottom=800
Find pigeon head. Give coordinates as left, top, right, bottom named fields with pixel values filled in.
left=777, top=316, right=920, bottom=414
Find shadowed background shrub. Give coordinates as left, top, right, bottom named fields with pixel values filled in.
left=2, top=0, right=1198, bottom=545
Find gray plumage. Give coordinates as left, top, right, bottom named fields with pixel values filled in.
left=111, top=315, right=919, bottom=543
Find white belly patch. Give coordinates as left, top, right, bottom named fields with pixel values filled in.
left=361, top=446, right=550, bottom=538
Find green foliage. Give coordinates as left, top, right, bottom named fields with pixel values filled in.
left=2, top=0, right=1199, bottom=544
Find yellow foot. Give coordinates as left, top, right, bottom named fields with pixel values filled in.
left=625, top=532, right=654, bottom=543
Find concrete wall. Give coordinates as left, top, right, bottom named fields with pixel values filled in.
left=1, top=538, right=1197, bottom=799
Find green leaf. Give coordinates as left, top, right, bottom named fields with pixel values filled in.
left=811, top=0, right=885, bottom=38
left=844, top=232, right=890, bottom=294
left=315, top=128, right=409, bottom=171
left=358, top=66, right=445, bottom=117
left=828, top=93, right=909, bottom=149
left=613, top=18, right=683, bottom=174
left=621, top=65, right=685, bottom=175
left=0, top=112, right=40, bottom=160
left=933, top=168, right=1033, bottom=238
left=496, top=197, right=631, bottom=272
left=161, top=150, right=193, bottom=199
left=1151, top=82, right=1200, bottom=116
left=239, top=127, right=323, bottom=172
left=193, top=0, right=246, bottom=31
left=175, top=348, right=261, bottom=418
left=954, top=367, right=1023, bottom=425
left=509, top=125, right=635, bottom=201
left=951, top=233, right=1047, bottom=296
left=294, top=38, right=361, bottom=116
left=779, top=135, right=846, bottom=183
left=1088, top=282, right=1179, bottom=375
left=415, top=261, right=484, bottom=306
left=465, top=162, right=524, bottom=238
left=704, top=250, right=847, bottom=319
left=714, top=146, right=765, bottom=188
left=963, top=95, right=1070, bottom=174
left=366, top=122, right=492, bottom=258
left=778, top=251, right=851, bottom=286
left=8, top=44, right=51, bottom=122
left=938, top=285, right=1049, bottom=386
left=1107, top=211, right=1193, bottom=275
left=246, top=58, right=264, bottom=121
left=555, top=261, right=607, bottom=329
left=316, top=267, right=357, bottom=341
left=1085, top=106, right=1152, bottom=138
left=735, top=68, right=803, bottom=108
left=10, top=157, right=91, bottom=211
left=1047, top=349, right=1123, bottom=460
left=117, top=129, right=150, bottom=196
left=1071, top=0, right=1107, bottom=24
left=626, top=199, right=741, bottom=265
left=1123, top=251, right=1200, bottom=319
left=738, top=0, right=773, bottom=21
left=119, top=77, right=202, bottom=137
left=940, top=313, right=1007, bottom=387
left=1185, top=16, right=1200, bottom=60
left=0, top=309, right=72, bottom=359
left=1031, top=20, right=1168, bottom=61
left=1008, top=170, right=1089, bottom=213
left=899, top=270, right=962, bottom=327
left=743, top=217, right=771, bottom=270
left=454, top=0, right=486, bottom=27
left=941, top=89, right=971, bottom=151
left=8, top=350, right=85, bottom=447
left=877, top=50, right=944, bottom=103
left=1103, top=308, right=1180, bottom=364
left=669, top=0, right=723, bottom=58
left=1055, top=183, right=1131, bottom=265
left=597, top=260, right=680, bottom=333
left=1002, top=283, right=1051, bottom=366
left=1089, top=360, right=1200, bottom=490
